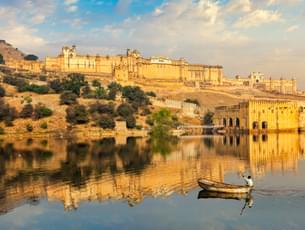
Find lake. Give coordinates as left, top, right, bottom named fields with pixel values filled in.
left=0, top=133, right=305, bottom=230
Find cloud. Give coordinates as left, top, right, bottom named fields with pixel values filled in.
left=0, top=6, right=46, bottom=52
left=286, top=25, right=299, bottom=32
left=95, top=0, right=249, bottom=64
left=64, top=0, right=79, bottom=12
left=116, top=0, right=133, bottom=14
left=267, top=0, right=302, bottom=6
left=0, top=0, right=56, bottom=25
left=64, top=0, right=79, bottom=5
left=66, top=5, right=78, bottom=12
left=234, top=10, right=281, bottom=28
left=225, top=0, right=252, bottom=13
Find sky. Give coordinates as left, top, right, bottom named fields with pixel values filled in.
left=0, top=0, right=304, bottom=88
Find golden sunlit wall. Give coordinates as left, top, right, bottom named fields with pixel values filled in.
left=214, top=100, right=300, bottom=133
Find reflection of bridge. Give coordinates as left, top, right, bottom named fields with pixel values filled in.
left=177, top=125, right=224, bottom=135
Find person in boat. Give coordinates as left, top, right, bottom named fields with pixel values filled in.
left=242, top=175, right=254, bottom=187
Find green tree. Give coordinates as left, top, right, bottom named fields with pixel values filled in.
left=24, top=54, right=38, bottom=61
left=66, top=105, right=89, bottom=124
left=203, top=111, right=214, bottom=125
left=150, top=108, right=175, bottom=137
left=62, top=73, right=87, bottom=96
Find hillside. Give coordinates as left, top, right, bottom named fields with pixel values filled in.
left=145, top=84, right=305, bottom=111
left=0, top=40, right=24, bottom=61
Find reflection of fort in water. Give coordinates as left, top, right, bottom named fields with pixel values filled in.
left=0, top=134, right=305, bottom=213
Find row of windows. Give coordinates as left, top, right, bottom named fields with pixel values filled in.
left=222, top=134, right=268, bottom=146
left=222, top=118, right=268, bottom=129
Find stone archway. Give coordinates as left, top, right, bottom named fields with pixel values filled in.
left=223, top=118, right=227, bottom=127
left=262, top=121, right=268, bottom=129
left=229, top=118, right=233, bottom=127
left=236, top=118, right=240, bottom=128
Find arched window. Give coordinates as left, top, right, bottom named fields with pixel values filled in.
left=252, top=121, right=259, bottom=129
left=223, top=118, right=227, bottom=127
left=229, top=118, right=233, bottom=127
left=262, top=121, right=268, bottom=129
left=236, top=118, right=240, bottom=128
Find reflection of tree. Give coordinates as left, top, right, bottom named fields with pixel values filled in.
left=67, top=143, right=89, bottom=162
left=50, top=142, right=91, bottom=187
left=149, top=136, right=178, bottom=156
left=52, top=161, right=92, bottom=188
left=117, top=138, right=153, bottom=173
left=203, top=137, right=214, bottom=149
left=51, top=138, right=153, bottom=186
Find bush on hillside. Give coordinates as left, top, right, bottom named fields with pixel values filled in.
left=19, top=104, right=34, bottom=118
left=66, top=105, right=89, bottom=124
left=62, top=73, right=87, bottom=96
left=122, top=86, right=149, bottom=109
left=3, top=76, right=27, bottom=90
left=98, top=114, right=115, bottom=129
left=92, top=80, right=101, bottom=88
left=19, top=84, right=49, bottom=94
left=26, top=124, right=33, bottom=132
left=117, top=103, right=134, bottom=118
left=0, top=99, right=17, bottom=126
left=49, top=79, right=63, bottom=93
left=34, top=103, right=53, bottom=119
left=95, top=87, right=108, bottom=99
left=60, top=91, right=78, bottom=105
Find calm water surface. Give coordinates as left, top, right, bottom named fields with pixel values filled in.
left=0, top=133, right=305, bottom=230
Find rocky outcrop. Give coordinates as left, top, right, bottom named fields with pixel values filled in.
left=0, top=40, right=24, bottom=62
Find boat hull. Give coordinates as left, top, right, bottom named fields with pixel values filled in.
left=197, top=190, right=249, bottom=200
left=198, top=179, right=251, bottom=194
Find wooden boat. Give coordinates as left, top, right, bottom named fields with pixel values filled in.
left=197, top=190, right=249, bottom=200
left=198, top=178, right=252, bottom=193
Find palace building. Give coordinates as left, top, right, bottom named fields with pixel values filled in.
left=213, top=100, right=304, bottom=133
left=6, top=46, right=223, bottom=85
left=224, top=72, right=297, bottom=95
left=4, top=46, right=299, bottom=94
